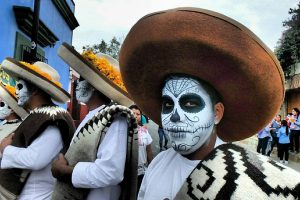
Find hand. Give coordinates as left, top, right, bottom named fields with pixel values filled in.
left=51, top=153, right=73, bottom=183
left=0, top=133, right=14, bottom=154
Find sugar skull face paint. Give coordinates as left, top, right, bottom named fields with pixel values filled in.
left=75, top=78, right=94, bottom=103
left=0, top=100, right=12, bottom=119
left=16, top=79, right=32, bottom=107
left=161, top=76, right=215, bottom=155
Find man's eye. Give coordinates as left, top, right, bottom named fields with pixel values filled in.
left=162, top=95, right=174, bottom=114
left=17, top=83, right=23, bottom=90
left=165, top=102, right=173, bottom=107
left=179, top=94, right=205, bottom=113
left=184, top=101, right=198, bottom=107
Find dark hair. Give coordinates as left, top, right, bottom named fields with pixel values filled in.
left=164, top=74, right=223, bottom=107
left=281, top=120, right=289, bottom=136
left=129, top=104, right=142, bottom=113
left=293, top=108, right=300, bottom=119
left=129, top=104, right=142, bottom=124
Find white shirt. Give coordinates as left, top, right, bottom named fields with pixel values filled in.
left=138, top=148, right=199, bottom=200
left=71, top=106, right=128, bottom=200
left=138, top=136, right=224, bottom=200
left=1, top=125, right=63, bottom=200
left=138, top=126, right=153, bottom=176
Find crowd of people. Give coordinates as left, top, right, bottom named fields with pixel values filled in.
left=257, top=109, right=300, bottom=164
left=0, top=6, right=300, bottom=200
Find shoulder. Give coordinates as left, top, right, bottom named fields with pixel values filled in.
left=149, top=149, right=175, bottom=166
left=30, top=105, right=72, bottom=121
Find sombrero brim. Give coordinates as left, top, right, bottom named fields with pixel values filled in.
left=58, top=42, right=133, bottom=106
left=1, top=58, right=70, bottom=103
left=120, top=7, right=285, bottom=142
left=0, top=83, right=28, bottom=119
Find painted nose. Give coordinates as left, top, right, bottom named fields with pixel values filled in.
left=170, top=109, right=180, bottom=122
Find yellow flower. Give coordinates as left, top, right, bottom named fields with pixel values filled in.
left=81, top=51, right=127, bottom=92
left=20, top=62, right=62, bottom=88
left=4, top=84, right=17, bottom=98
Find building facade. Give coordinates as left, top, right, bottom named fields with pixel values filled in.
left=0, top=0, right=79, bottom=107
left=283, top=62, right=300, bottom=115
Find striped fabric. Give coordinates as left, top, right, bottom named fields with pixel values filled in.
left=175, top=144, right=300, bottom=200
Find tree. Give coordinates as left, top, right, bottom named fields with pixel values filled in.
left=82, top=37, right=121, bottom=60
left=275, top=2, right=300, bottom=75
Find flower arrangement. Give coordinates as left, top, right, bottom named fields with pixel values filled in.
left=4, top=84, right=17, bottom=98
left=20, top=61, right=62, bottom=87
left=81, top=51, right=127, bottom=92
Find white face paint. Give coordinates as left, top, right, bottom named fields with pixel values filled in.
left=75, top=79, right=95, bottom=103
left=161, top=77, right=215, bottom=155
left=0, top=100, right=12, bottom=119
left=16, top=79, right=32, bottom=107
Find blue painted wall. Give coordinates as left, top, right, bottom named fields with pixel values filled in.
left=0, top=0, right=77, bottom=107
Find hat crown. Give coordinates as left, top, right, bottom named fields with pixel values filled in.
left=33, top=61, right=60, bottom=83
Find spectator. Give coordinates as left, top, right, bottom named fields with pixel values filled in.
left=269, top=114, right=281, bottom=156
left=289, top=108, right=300, bottom=153
left=277, top=120, right=290, bottom=164
left=130, top=105, right=153, bottom=192
left=286, top=113, right=293, bottom=127
left=257, top=123, right=272, bottom=156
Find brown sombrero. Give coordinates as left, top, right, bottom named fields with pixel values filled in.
left=1, top=58, right=70, bottom=103
left=58, top=42, right=133, bottom=106
left=0, top=82, right=28, bottom=119
left=119, top=7, right=285, bottom=142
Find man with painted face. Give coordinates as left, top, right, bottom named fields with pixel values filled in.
left=50, top=43, right=138, bottom=200
left=0, top=59, right=75, bottom=200
left=137, top=75, right=224, bottom=200
left=120, top=7, right=300, bottom=200
left=0, top=83, right=28, bottom=144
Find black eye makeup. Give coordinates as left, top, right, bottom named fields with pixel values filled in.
left=162, top=95, right=174, bottom=114
left=179, top=93, right=205, bottom=113
left=17, top=83, right=23, bottom=90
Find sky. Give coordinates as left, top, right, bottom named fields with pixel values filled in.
left=72, top=0, right=299, bottom=52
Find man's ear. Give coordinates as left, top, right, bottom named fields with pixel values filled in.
left=214, top=102, right=224, bottom=125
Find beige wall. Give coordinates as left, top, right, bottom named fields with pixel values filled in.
left=286, top=91, right=300, bottom=114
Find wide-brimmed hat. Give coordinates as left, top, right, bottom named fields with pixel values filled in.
left=119, top=7, right=285, bottom=141
left=0, top=82, right=28, bottom=119
left=58, top=42, right=132, bottom=106
left=1, top=58, right=70, bottom=103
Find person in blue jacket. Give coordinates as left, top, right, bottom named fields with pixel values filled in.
left=277, top=120, right=290, bottom=164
